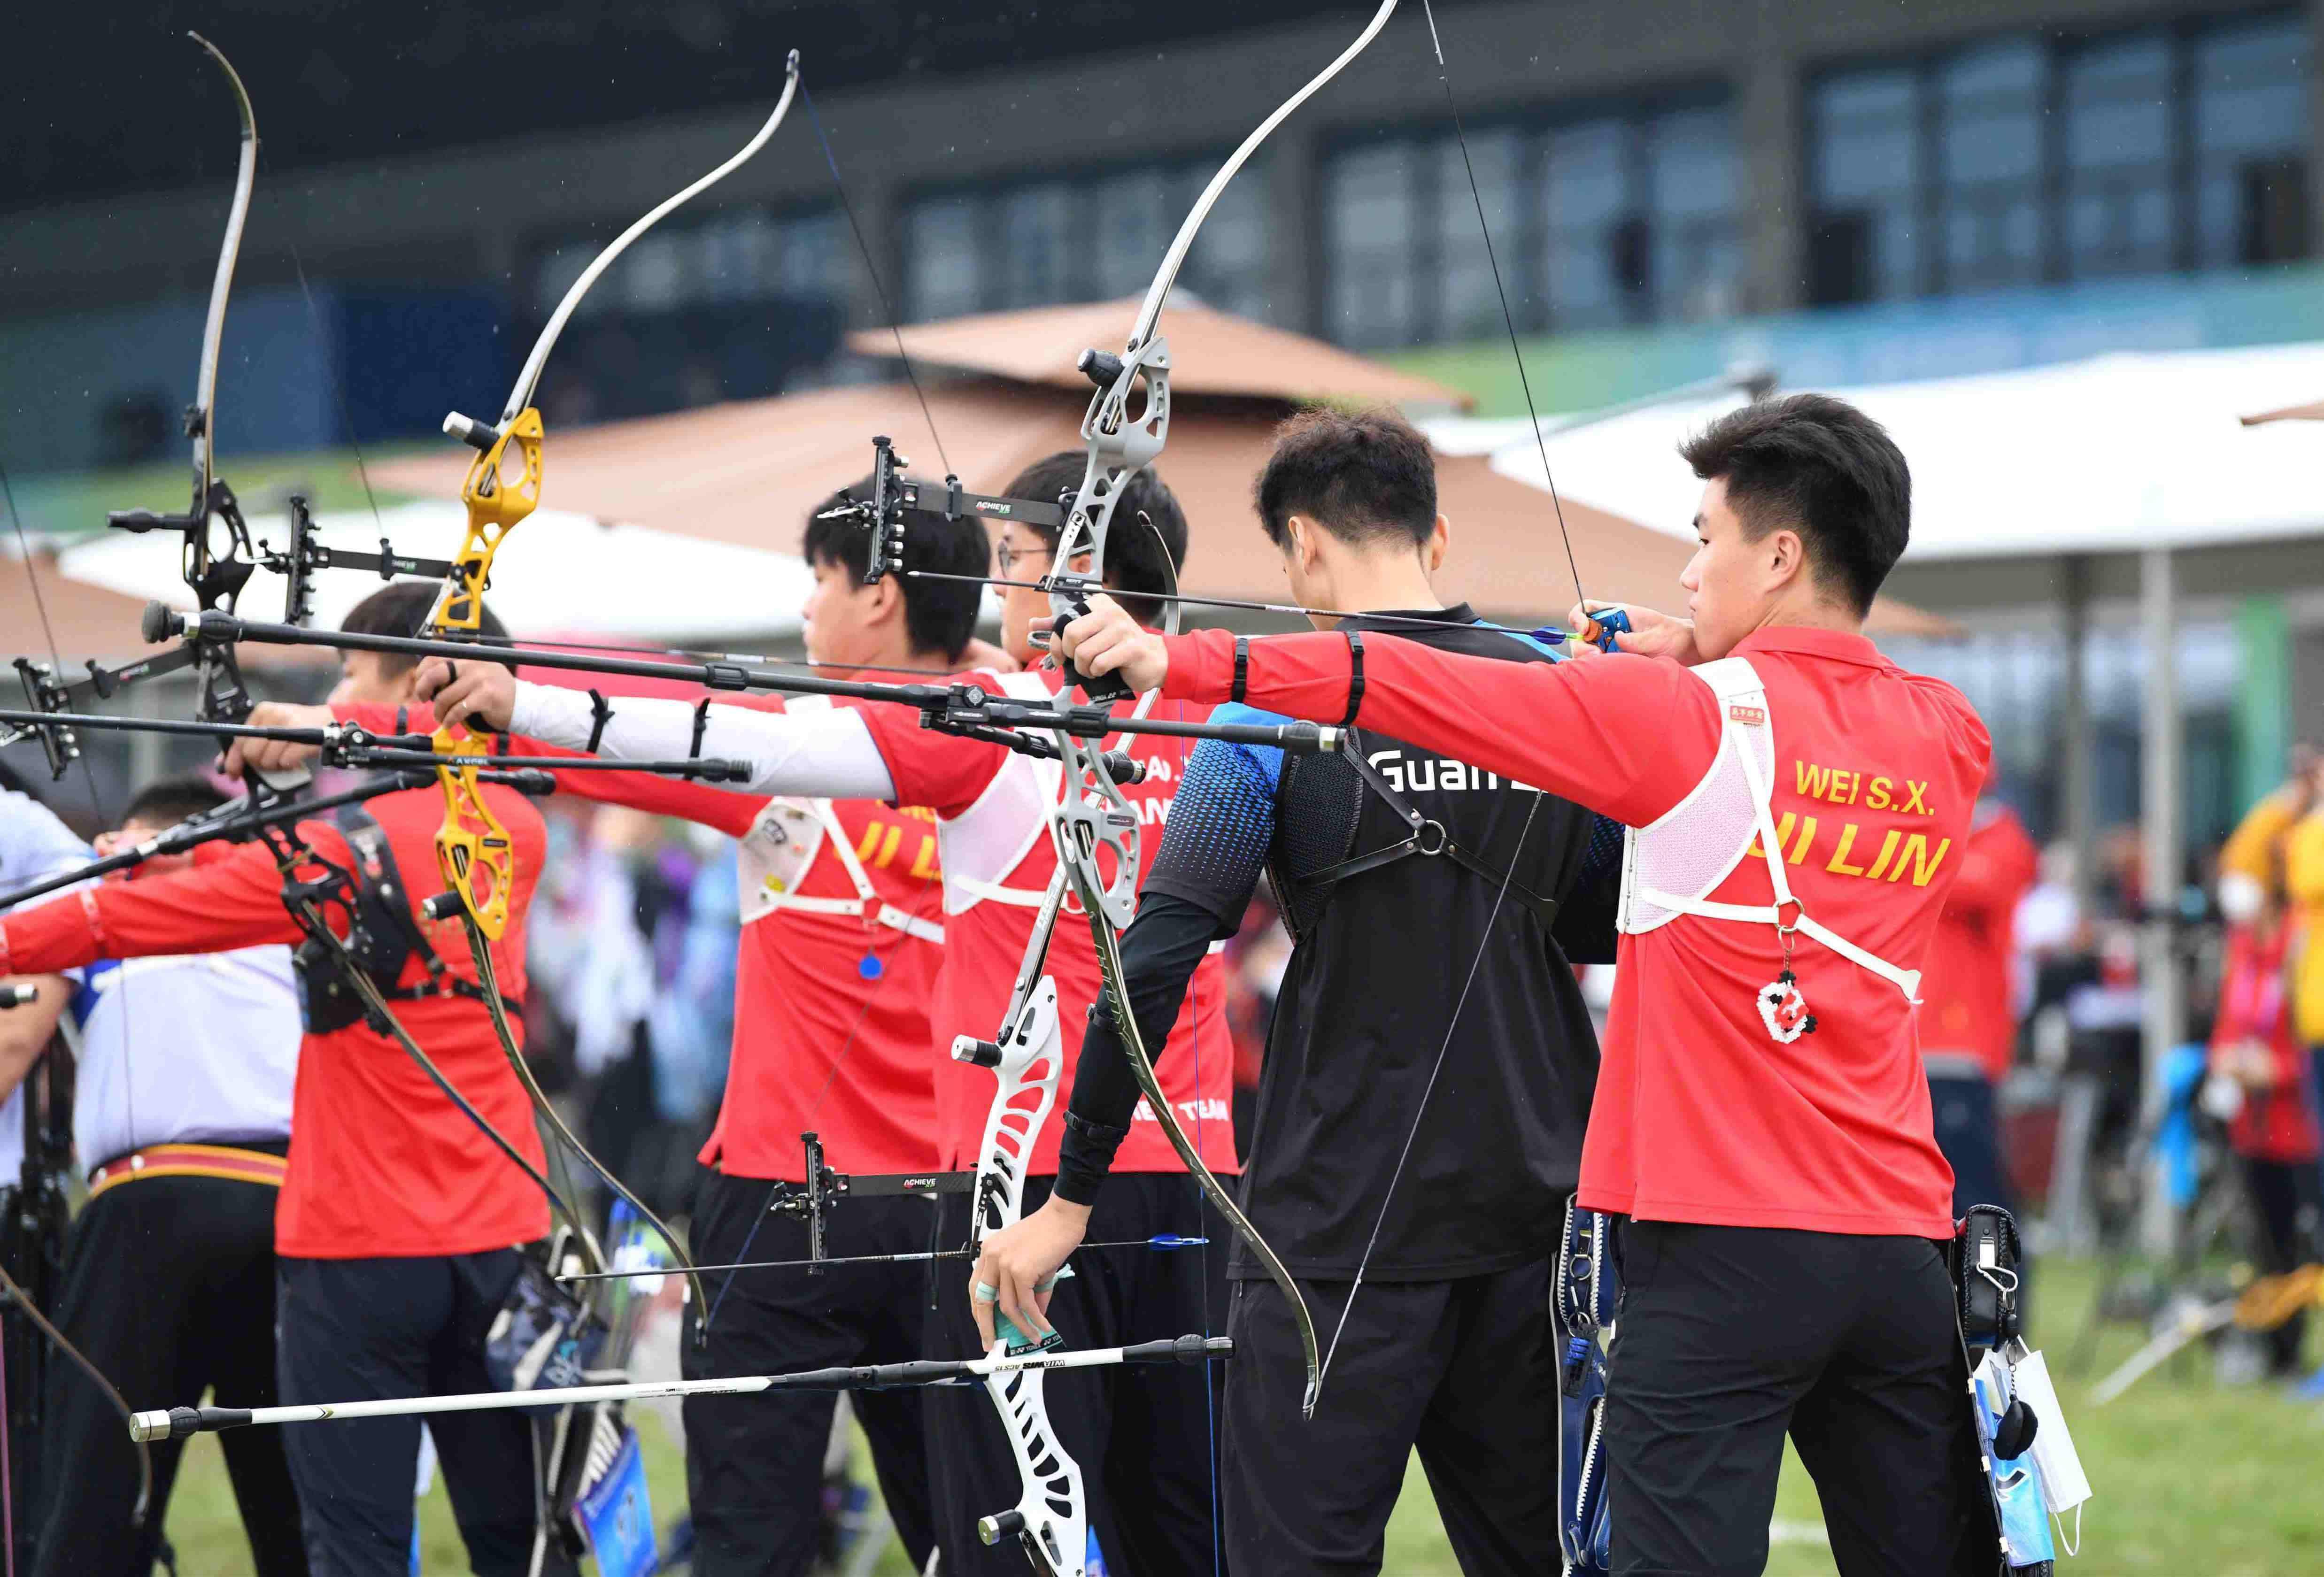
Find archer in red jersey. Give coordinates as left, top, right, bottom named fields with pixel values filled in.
left=418, top=454, right=1236, bottom=1577
left=8, top=585, right=569, bottom=1577
left=1058, top=395, right=2004, bottom=1577
left=1921, top=797, right=2039, bottom=1217
left=233, top=490, right=1004, bottom=1577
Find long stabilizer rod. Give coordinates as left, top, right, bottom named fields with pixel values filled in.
left=132, top=1334, right=1230, bottom=1439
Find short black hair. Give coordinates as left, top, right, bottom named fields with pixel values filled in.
left=1001, top=452, right=1188, bottom=627
left=123, top=774, right=228, bottom=830
left=0, top=759, right=34, bottom=800
left=341, top=582, right=508, bottom=676
left=801, top=474, right=990, bottom=660
left=1677, top=394, right=1910, bottom=617
left=1254, top=407, right=1437, bottom=552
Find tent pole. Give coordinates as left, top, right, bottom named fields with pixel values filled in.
left=2137, top=545, right=2184, bottom=1258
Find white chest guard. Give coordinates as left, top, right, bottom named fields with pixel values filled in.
left=938, top=671, right=1065, bottom=915
left=934, top=672, right=1226, bottom=954
left=1615, top=656, right=1919, bottom=1039
left=734, top=696, right=942, bottom=944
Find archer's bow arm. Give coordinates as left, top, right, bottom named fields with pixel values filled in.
left=508, top=681, right=897, bottom=802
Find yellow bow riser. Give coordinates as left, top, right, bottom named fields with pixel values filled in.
left=440, top=408, right=544, bottom=631
left=426, top=407, right=540, bottom=940
left=431, top=728, right=515, bottom=942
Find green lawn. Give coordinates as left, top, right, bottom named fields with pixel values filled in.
left=158, top=1256, right=2323, bottom=1574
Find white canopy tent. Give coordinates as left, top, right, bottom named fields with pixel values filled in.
left=56, top=500, right=820, bottom=645
left=1425, top=338, right=2324, bottom=560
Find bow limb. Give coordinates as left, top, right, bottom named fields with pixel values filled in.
left=453, top=916, right=708, bottom=1322
left=1081, top=890, right=1323, bottom=1419
left=1127, top=0, right=1398, bottom=346
left=185, top=31, right=256, bottom=512
left=499, top=52, right=800, bottom=429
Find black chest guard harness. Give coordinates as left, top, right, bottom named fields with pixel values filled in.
left=294, top=797, right=511, bottom=1034
left=1263, top=632, right=1561, bottom=939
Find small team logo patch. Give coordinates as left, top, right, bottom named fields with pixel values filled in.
left=1729, top=704, right=1766, bottom=727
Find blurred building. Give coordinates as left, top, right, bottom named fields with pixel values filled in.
left=6, top=0, right=2323, bottom=845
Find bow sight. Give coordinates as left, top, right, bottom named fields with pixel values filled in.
left=835, top=435, right=1069, bottom=585
left=260, top=495, right=460, bottom=631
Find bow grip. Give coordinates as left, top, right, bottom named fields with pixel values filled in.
left=1050, top=605, right=1134, bottom=704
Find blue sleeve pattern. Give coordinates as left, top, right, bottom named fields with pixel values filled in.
left=1143, top=701, right=1286, bottom=935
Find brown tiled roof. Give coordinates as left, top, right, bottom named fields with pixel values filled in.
left=2, top=548, right=329, bottom=669
left=364, top=384, right=1949, bottom=637
left=366, top=378, right=1088, bottom=554
left=845, top=298, right=1476, bottom=411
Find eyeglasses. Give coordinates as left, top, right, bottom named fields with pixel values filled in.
left=995, top=542, right=1056, bottom=577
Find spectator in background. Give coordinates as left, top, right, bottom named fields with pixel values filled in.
left=2207, top=844, right=2320, bottom=1377
left=1922, top=793, right=2039, bottom=1217
left=2279, top=746, right=2324, bottom=1159
left=2217, top=745, right=2315, bottom=912
left=2014, top=840, right=2088, bottom=1028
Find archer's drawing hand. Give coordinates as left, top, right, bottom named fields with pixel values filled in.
left=415, top=658, right=517, bottom=735
left=220, top=702, right=332, bottom=778
left=1569, top=600, right=1700, bottom=664
left=969, top=1195, right=1090, bottom=1351
left=1056, top=594, right=1168, bottom=694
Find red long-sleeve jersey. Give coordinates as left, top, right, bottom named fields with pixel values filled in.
left=0, top=783, right=549, bottom=1258
left=1158, top=624, right=1987, bottom=1239
left=1920, top=802, right=2038, bottom=1081
left=336, top=697, right=947, bottom=1184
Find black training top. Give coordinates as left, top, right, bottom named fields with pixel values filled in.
left=1057, top=607, right=1617, bottom=1281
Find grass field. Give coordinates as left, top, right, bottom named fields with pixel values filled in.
left=158, top=1257, right=2323, bottom=1575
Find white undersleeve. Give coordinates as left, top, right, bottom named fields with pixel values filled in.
left=507, top=681, right=898, bottom=801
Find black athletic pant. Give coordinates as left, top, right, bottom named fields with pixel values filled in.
left=31, top=1163, right=306, bottom=1577
left=1223, top=1262, right=1560, bottom=1577
left=2241, top=1154, right=2322, bottom=1374
left=921, top=1173, right=1227, bottom=1577
left=276, top=1251, right=578, bottom=1577
left=1606, top=1222, right=1992, bottom=1577
left=680, top=1164, right=939, bottom=1577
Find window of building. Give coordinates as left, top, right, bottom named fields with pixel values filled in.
left=2194, top=15, right=2313, bottom=267
left=1322, top=99, right=1737, bottom=349
left=901, top=158, right=1270, bottom=324
left=1808, top=11, right=2310, bottom=306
